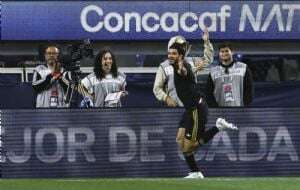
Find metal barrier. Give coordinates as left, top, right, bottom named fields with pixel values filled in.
left=1, top=108, right=300, bottom=178
left=0, top=67, right=160, bottom=83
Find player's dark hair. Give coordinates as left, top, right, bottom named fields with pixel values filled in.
left=218, top=42, right=233, bottom=51
left=169, top=43, right=185, bottom=56
left=94, top=49, right=118, bottom=80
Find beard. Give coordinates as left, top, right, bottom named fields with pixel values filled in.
left=47, top=59, right=57, bottom=67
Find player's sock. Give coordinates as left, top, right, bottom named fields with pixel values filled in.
left=183, top=152, right=199, bottom=172
left=199, top=126, right=219, bottom=144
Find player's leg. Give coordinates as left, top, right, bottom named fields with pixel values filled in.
left=197, top=98, right=238, bottom=146
left=180, top=98, right=232, bottom=178
left=182, top=101, right=207, bottom=178
left=195, top=98, right=213, bottom=146
left=176, top=112, right=189, bottom=151
left=176, top=127, right=185, bottom=151
left=198, top=118, right=238, bottom=145
left=180, top=98, right=238, bottom=178
left=176, top=109, right=204, bottom=179
left=180, top=138, right=203, bottom=179
left=176, top=127, right=199, bottom=153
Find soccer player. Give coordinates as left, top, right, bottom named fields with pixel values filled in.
left=154, top=37, right=238, bottom=179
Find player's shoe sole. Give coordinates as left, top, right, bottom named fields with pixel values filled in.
left=216, top=118, right=238, bottom=131
left=184, top=171, right=204, bottom=179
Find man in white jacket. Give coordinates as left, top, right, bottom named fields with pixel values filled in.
left=153, top=29, right=213, bottom=107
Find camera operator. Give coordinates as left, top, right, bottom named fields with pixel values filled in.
left=32, top=45, right=70, bottom=108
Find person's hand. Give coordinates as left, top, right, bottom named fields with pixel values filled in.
left=194, top=59, right=208, bottom=71
left=165, top=96, right=177, bottom=107
left=51, top=72, right=62, bottom=80
left=202, top=28, right=209, bottom=42
left=121, top=91, right=129, bottom=97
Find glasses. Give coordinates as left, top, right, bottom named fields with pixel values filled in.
left=46, top=52, right=59, bottom=55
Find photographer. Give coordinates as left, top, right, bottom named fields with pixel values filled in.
left=81, top=49, right=127, bottom=107
left=32, top=45, right=70, bottom=108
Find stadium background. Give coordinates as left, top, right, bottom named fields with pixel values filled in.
left=0, top=0, right=300, bottom=186
left=1, top=0, right=300, bottom=108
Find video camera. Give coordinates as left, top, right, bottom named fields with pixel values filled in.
left=59, top=39, right=93, bottom=72
left=59, top=39, right=94, bottom=107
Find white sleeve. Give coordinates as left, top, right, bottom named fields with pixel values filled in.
left=120, top=73, right=127, bottom=91
left=153, top=66, right=168, bottom=102
left=81, top=76, right=94, bottom=94
left=202, top=40, right=214, bottom=65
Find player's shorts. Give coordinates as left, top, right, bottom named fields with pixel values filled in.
left=179, top=98, right=208, bottom=142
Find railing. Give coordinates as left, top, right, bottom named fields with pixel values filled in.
left=0, top=67, right=158, bottom=82
left=0, top=67, right=210, bottom=82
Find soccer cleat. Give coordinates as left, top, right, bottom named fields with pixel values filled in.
left=216, top=118, right=238, bottom=131
left=184, top=171, right=204, bottom=179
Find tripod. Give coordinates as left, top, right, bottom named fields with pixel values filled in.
left=64, top=71, right=82, bottom=108
left=64, top=71, right=93, bottom=108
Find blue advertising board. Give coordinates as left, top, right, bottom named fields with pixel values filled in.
left=1, top=108, right=300, bottom=178
left=1, top=1, right=300, bottom=40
